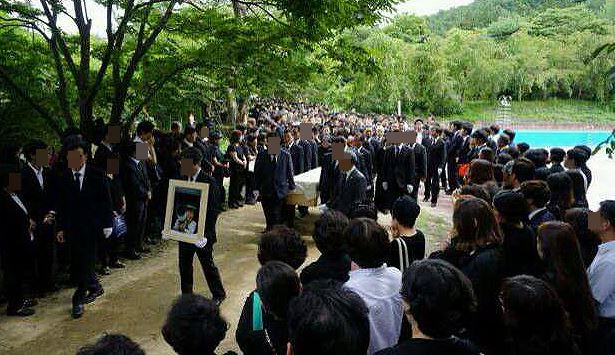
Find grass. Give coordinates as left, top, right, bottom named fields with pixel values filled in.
left=448, top=99, right=615, bottom=124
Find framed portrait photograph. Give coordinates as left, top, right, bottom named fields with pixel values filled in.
left=163, top=179, right=210, bottom=244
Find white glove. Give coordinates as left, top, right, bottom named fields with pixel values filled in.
left=437, top=168, right=443, bottom=175
left=195, top=237, right=208, bottom=249
left=253, top=190, right=260, bottom=201
left=407, top=185, right=414, bottom=194
left=382, top=182, right=388, bottom=191
left=103, top=228, right=113, bottom=239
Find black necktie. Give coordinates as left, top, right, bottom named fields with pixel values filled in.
left=74, top=172, right=81, bottom=191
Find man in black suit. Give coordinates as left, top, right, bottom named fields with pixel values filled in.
left=297, top=128, right=315, bottom=217
left=174, top=148, right=226, bottom=305
left=1, top=164, right=37, bottom=316
left=356, top=135, right=374, bottom=200
left=424, top=126, right=447, bottom=207
left=20, top=140, right=57, bottom=294
left=284, top=129, right=304, bottom=226
left=254, top=134, right=295, bottom=231
left=120, top=141, right=152, bottom=260
left=446, top=121, right=464, bottom=193
left=55, top=138, right=113, bottom=318
left=381, top=139, right=416, bottom=211
left=327, top=153, right=367, bottom=217
left=93, top=125, right=126, bottom=274
left=410, top=138, right=427, bottom=201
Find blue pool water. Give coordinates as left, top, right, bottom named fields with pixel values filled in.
left=514, top=130, right=613, bottom=148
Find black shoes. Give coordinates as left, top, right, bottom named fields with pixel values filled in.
left=124, top=251, right=141, bottom=260
left=7, top=306, right=35, bottom=317
left=83, top=288, right=104, bottom=304
left=72, top=304, right=84, bottom=319
left=431, top=202, right=437, bottom=208
left=23, top=299, right=38, bottom=308
left=98, top=266, right=111, bottom=276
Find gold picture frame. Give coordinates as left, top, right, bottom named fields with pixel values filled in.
left=163, top=179, right=209, bottom=244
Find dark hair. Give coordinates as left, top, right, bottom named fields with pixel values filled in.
left=402, top=259, right=476, bottom=338
left=512, top=158, right=535, bottom=183
left=230, top=130, right=242, bottom=144
left=345, top=218, right=390, bottom=268
left=502, top=129, right=516, bottom=142
left=501, top=275, right=580, bottom=355
left=136, top=121, right=155, bottom=136
left=468, top=159, right=495, bottom=185
left=348, top=203, right=378, bottom=221
left=391, top=196, right=421, bottom=228
left=524, top=149, right=548, bottom=168
left=479, top=147, right=495, bottom=162
left=23, top=139, right=48, bottom=162
left=517, top=142, right=530, bottom=155
left=564, top=208, right=600, bottom=267
left=599, top=200, right=615, bottom=228
left=256, top=261, right=301, bottom=319
left=520, top=180, right=550, bottom=208
left=287, top=280, right=370, bottom=355
left=76, top=334, right=145, bottom=355
left=182, top=147, right=203, bottom=166
left=489, top=124, right=501, bottom=135
left=566, top=148, right=588, bottom=167
left=573, top=145, right=592, bottom=165
left=537, top=222, right=598, bottom=337
left=497, top=134, right=511, bottom=147
left=497, top=153, right=513, bottom=166
left=162, top=294, right=228, bottom=355
left=258, top=225, right=307, bottom=269
left=471, top=129, right=489, bottom=144
left=64, top=135, right=91, bottom=156
left=566, top=170, right=587, bottom=207
left=313, top=210, right=349, bottom=255
left=171, top=121, right=181, bottom=131
left=184, top=125, right=196, bottom=137
left=459, top=184, right=491, bottom=204
left=493, top=190, right=530, bottom=224
left=534, top=167, right=551, bottom=181
left=549, top=148, right=566, bottom=163
left=547, top=172, right=573, bottom=219
left=452, top=197, right=502, bottom=252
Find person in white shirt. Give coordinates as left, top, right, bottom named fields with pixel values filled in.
left=588, top=200, right=615, bottom=320
left=344, top=218, right=404, bottom=354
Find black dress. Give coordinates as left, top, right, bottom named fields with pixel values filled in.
left=375, top=337, right=482, bottom=355
left=500, top=223, right=543, bottom=278
left=388, top=230, right=426, bottom=272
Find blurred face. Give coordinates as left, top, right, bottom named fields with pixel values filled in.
left=414, top=121, right=422, bottom=132
left=186, top=209, right=194, bottom=220
left=284, top=132, right=293, bottom=145
left=140, top=131, right=153, bottom=141
left=67, top=147, right=87, bottom=171
left=431, top=129, right=438, bottom=138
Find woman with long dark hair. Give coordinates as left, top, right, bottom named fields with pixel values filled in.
left=431, top=196, right=505, bottom=353
left=500, top=275, right=580, bottom=355
left=564, top=208, right=600, bottom=267
left=226, top=130, right=247, bottom=209
left=466, top=159, right=499, bottom=201
left=566, top=170, right=589, bottom=208
left=537, top=222, right=598, bottom=354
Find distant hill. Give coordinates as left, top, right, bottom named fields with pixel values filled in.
left=427, top=0, right=606, bottom=33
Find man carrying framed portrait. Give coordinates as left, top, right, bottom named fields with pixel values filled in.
left=163, top=147, right=226, bottom=306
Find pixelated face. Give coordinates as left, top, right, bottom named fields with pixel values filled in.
left=135, top=142, right=149, bottom=160
left=588, top=211, right=604, bottom=234
left=35, top=148, right=50, bottom=168
left=186, top=209, right=194, bottom=220
left=106, top=158, right=120, bottom=175
left=67, top=148, right=87, bottom=170
left=140, top=131, right=153, bottom=142
left=300, top=123, right=313, bottom=141
left=8, top=172, right=21, bottom=192
left=284, top=132, right=293, bottom=145
left=107, top=126, right=121, bottom=144
left=338, top=157, right=353, bottom=172
left=267, top=137, right=281, bottom=155
left=200, top=127, right=209, bottom=139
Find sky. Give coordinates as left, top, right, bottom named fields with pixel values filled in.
left=47, top=0, right=476, bottom=37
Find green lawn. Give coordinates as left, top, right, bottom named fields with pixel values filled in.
left=448, top=99, right=615, bottom=124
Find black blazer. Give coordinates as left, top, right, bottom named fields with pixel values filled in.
left=383, top=145, right=416, bottom=189
left=121, top=158, right=151, bottom=202
left=427, top=137, right=447, bottom=172
left=413, top=143, right=428, bottom=180
left=318, top=150, right=334, bottom=203
left=329, top=168, right=367, bottom=216
left=56, top=165, right=113, bottom=240
left=92, top=143, right=114, bottom=173
left=288, top=143, right=305, bottom=175
left=0, top=190, right=32, bottom=263
left=298, top=140, right=314, bottom=171
left=448, top=132, right=464, bottom=160
left=308, top=140, right=318, bottom=169
left=182, top=171, right=221, bottom=243
left=254, top=150, right=295, bottom=200
left=357, top=146, right=374, bottom=184
left=93, top=144, right=124, bottom=211
left=19, top=165, right=53, bottom=223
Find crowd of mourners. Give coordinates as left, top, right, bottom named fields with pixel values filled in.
left=0, top=98, right=614, bottom=355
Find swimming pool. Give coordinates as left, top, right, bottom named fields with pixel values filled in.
left=514, top=130, right=613, bottom=148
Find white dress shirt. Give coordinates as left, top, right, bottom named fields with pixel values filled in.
left=10, top=192, right=33, bottom=241
left=588, top=240, right=615, bottom=318
left=344, top=265, right=403, bottom=354
left=72, top=163, right=87, bottom=191
left=28, top=162, right=44, bottom=188
left=189, top=168, right=202, bottom=182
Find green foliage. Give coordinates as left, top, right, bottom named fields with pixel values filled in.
left=487, top=16, right=523, bottom=38
left=383, top=14, right=430, bottom=43
left=528, top=5, right=609, bottom=36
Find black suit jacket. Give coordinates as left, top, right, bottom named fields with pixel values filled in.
left=458, top=137, right=471, bottom=164
left=427, top=137, right=447, bottom=172
left=413, top=143, right=428, bottom=180
left=288, top=143, right=305, bottom=175
left=329, top=168, right=367, bottom=216
left=357, top=146, right=373, bottom=184
left=121, top=158, right=151, bottom=202
left=182, top=171, right=221, bottom=243
left=93, top=143, right=114, bottom=174
left=19, top=165, right=53, bottom=223
left=383, top=145, right=416, bottom=189
left=93, top=144, right=124, bottom=211
left=448, top=132, right=463, bottom=161
left=56, top=165, right=113, bottom=241
left=298, top=140, right=314, bottom=171
left=0, top=190, right=32, bottom=263
left=254, top=150, right=295, bottom=200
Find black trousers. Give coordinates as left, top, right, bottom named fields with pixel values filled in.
left=411, top=177, right=421, bottom=200
left=35, top=224, right=55, bottom=291
left=440, top=165, right=448, bottom=188
left=69, top=238, right=101, bottom=306
left=229, top=169, right=245, bottom=206
left=245, top=171, right=256, bottom=203
left=178, top=241, right=225, bottom=299
left=98, top=234, right=119, bottom=268
left=284, top=204, right=295, bottom=227
left=261, top=195, right=284, bottom=231
left=446, top=157, right=459, bottom=191
left=1, top=255, right=25, bottom=312
left=424, top=168, right=441, bottom=203
left=126, top=199, right=148, bottom=252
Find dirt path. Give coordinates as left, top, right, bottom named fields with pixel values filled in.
left=0, top=198, right=450, bottom=355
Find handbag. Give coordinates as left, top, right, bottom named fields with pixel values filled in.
left=395, top=237, right=411, bottom=273
left=112, top=213, right=128, bottom=238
